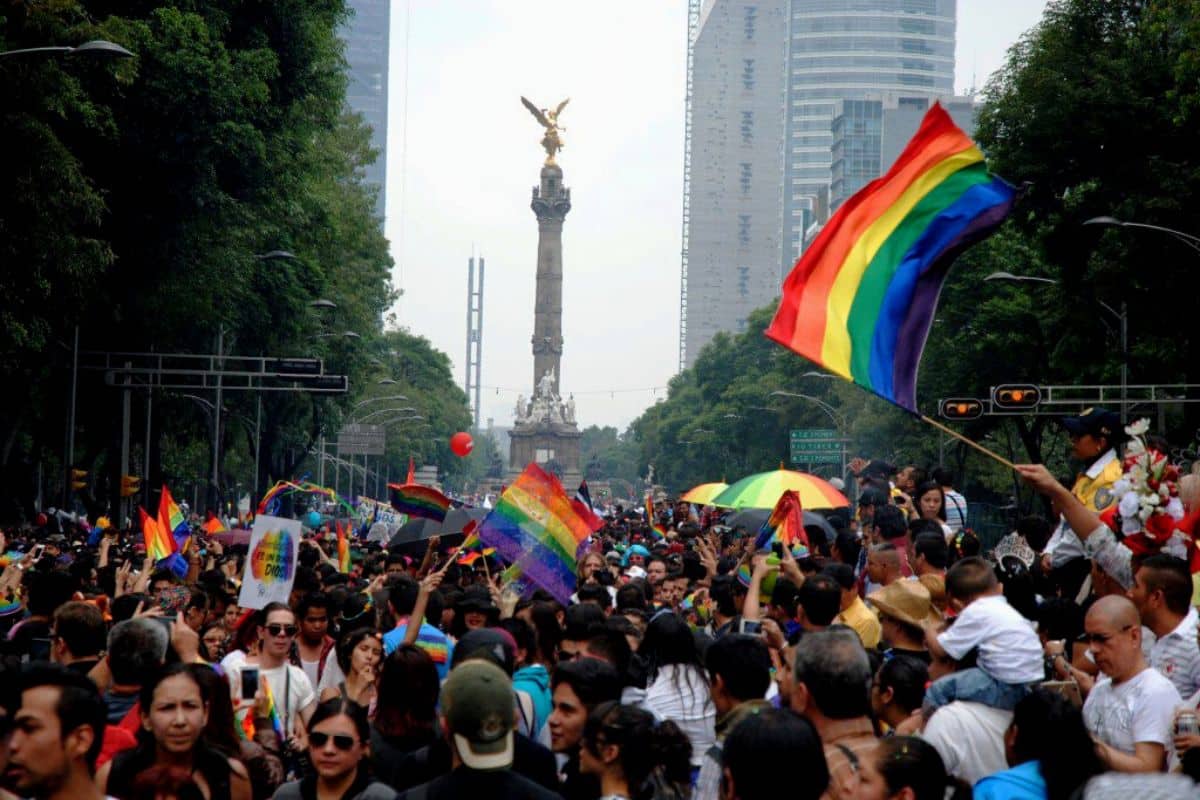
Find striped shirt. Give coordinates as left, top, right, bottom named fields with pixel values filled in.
left=382, top=617, right=453, bottom=681
left=942, top=488, right=967, bottom=533
left=1150, top=607, right=1200, bottom=699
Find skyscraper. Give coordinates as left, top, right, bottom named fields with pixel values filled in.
left=781, top=0, right=956, bottom=273
left=341, top=0, right=390, bottom=223
left=679, top=0, right=789, bottom=368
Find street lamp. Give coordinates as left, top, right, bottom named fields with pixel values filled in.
left=801, top=371, right=838, bottom=379
left=768, top=391, right=846, bottom=429
left=351, top=395, right=409, bottom=412
left=254, top=250, right=298, bottom=261
left=314, top=331, right=360, bottom=340
left=377, top=378, right=397, bottom=386
left=309, top=299, right=337, bottom=310
left=1083, top=216, right=1200, bottom=256
left=353, top=408, right=419, bottom=424
left=0, top=39, right=134, bottom=60
left=985, top=271, right=1129, bottom=421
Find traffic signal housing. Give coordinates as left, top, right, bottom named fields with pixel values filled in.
left=70, top=469, right=88, bottom=491
left=940, top=399, right=984, bottom=421
left=993, top=384, right=1041, bottom=410
left=120, top=475, right=141, bottom=497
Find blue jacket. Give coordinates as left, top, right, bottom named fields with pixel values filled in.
left=513, top=664, right=552, bottom=735
left=973, top=760, right=1045, bottom=800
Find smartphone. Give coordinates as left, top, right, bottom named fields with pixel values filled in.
left=738, top=619, right=763, bottom=635
left=29, top=544, right=45, bottom=560
left=240, top=667, right=260, bottom=701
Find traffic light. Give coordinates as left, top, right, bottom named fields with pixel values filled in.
left=992, top=384, right=1041, bottom=410
left=70, top=469, right=88, bottom=491
left=120, top=475, right=141, bottom=497
left=939, top=398, right=984, bottom=420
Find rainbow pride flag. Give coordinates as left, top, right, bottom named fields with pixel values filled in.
left=159, top=485, right=190, bottom=554
left=644, top=493, right=667, bottom=541
left=389, top=483, right=451, bottom=522
left=336, top=521, right=351, bottom=574
left=139, top=507, right=175, bottom=562
left=765, top=103, right=1015, bottom=412
left=202, top=516, right=228, bottom=535
left=755, top=489, right=809, bottom=555
left=478, top=463, right=594, bottom=604
left=238, top=673, right=285, bottom=743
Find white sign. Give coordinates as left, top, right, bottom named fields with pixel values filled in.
left=237, top=515, right=302, bottom=610
left=356, top=496, right=405, bottom=528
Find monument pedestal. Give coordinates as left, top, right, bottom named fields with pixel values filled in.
left=507, top=421, right=582, bottom=487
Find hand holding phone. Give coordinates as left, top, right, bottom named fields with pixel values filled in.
left=241, top=667, right=260, bottom=702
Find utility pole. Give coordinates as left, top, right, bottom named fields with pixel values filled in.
left=120, top=362, right=132, bottom=523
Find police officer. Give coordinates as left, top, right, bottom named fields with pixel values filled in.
left=1040, top=408, right=1126, bottom=597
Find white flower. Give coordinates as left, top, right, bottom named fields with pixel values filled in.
left=1122, top=516, right=1142, bottom=535
left=1119, top=492, right=1141, bottom=518
left=1112, top=479, right=1132, bottom=496
left=1167, top=497, right=1185, bottom=520
left=1126, top=418, right=1150, bottom=437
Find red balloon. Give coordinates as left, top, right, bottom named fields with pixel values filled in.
left=35, top=513, right=48, bottom=527
left=450, top=431, right=474, bottom=457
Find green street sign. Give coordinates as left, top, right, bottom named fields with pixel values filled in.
left=790, top=429, right=845, bottom=465
left=790, top=429, right=837, bottom=442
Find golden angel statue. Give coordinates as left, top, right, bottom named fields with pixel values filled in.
left=521, top=96, right=570, bottom=165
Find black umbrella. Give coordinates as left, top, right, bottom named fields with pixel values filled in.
left=387, top=507, right=488, bottom=549
left=724, top=508, right=837, bottom=546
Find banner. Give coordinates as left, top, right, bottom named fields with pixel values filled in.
left=356, top=496, right=405, bottom=528
left=237, top=515, right=302, bottom=610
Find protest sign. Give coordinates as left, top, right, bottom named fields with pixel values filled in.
left=237, top=515, right=301, bottom=610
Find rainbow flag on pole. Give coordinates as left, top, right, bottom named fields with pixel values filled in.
left=765, top=103, right=1015, bottom=412
left=139, top=506, right=175, bottom=562
left=336, top=521, right=351, bottom=574
left=159, top=485, right=190, bottom=553
left=755, top=489, right=810, bottom=555
left=478, top=463, right=594, bottom=604
left=388, top=483, right=451, bottom=522
left=644, top=493, right=667, bottom=541
left=238, top=673, right=286, bottom=743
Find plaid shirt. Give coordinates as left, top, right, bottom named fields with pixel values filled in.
left=818, top=717, right=877, bottom=800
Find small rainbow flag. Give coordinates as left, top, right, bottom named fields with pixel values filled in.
left=336, top=521, right=351, bottom=574
left=389, top=483, right=451, bottom=522
left=139, top=507, right=176, bottom=562
left=765, top=103, right=1015, bottom=412
left=159, top=485, right=190, bottom=551
left=755, top=489, right=809, bottom=554
left=458, top=548, right=496, bottom=566
left=202, top=516, right=228, bottom=535
left=478, top=463, right=594, bottom=604
left=644, top=493, right=667, bottom=541
left=239, top=673, right=286, bottom=743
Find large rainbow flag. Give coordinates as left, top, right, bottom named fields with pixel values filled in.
left=478, top=463, right=595, bottom=604
left=755, top=489, right=809, bottom=555
left=765, top=103, right=1015, bottom=412
left=139, top=507, right=176, bottom=562
left=388, top=483, right=451, bottom=522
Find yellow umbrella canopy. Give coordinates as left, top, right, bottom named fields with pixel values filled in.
left=711, top=469, right=848, bottom=510
left=679, top=482, right=729, bottom=505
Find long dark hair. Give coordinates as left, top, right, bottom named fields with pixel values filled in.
left=1010, top=690, right=1103, bottom=798
left=639, top=612, right=706, bottom=690
left=186, top=664, right=240, bottom=758
left=914, top=481, right=946, bottom=522
left=307, top=695, right=369, bottom=742
left=873, top=736, right=969, bottom=800
left=372, top=644, right=438, bottom=738
left=137, top=663, right=211, bottom=751
left=582, top=702, right=691, bottom=800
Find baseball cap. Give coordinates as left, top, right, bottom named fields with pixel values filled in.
left=441, top=660, right=515, bottom=770
left=1059, top=408, right=1124, bottom=443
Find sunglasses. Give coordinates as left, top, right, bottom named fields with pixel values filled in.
left=309, top=732, right=358, bottom=751
left=1080, top=624, right=1133, bottom=645
left=265, top=624, right=298, bottom=638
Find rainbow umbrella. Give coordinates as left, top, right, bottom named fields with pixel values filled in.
left=680, top=482, right=728, bottom=505
left=711, top=468, right=848, bottom=510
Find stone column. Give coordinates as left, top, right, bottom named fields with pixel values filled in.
left=530, top=164, right=571, bottom=396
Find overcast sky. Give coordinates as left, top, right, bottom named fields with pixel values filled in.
left=381, top=0, right=1049, bottom=433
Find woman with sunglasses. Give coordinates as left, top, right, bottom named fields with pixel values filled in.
left=271, top=697, right=396, bottom=800
left=579, top=702, right=691, bottom=800
left=99, top=663, right=253, bottom=800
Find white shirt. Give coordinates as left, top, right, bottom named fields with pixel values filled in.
left=226, top=661, right=316, bottom=737
left=936, top=594, right=1044, bottom=683
left=1150, top=608, right=1200, bottom=699
left=921, top=701, right=1012, bottom=786
left=639, top=664, right=715, bottom=767
left=942, top=488, right=967, bottom=533
left=1083, top=666, right=1181, bottom=755
left=1045, top=450, right=1119, bottom=567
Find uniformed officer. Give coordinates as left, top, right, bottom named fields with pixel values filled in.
left=1040, top=408, right=1126, bottom=596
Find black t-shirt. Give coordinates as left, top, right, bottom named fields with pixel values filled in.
left=396, top=768, right=561, bottom=800
left=384, top=733, right=559, bottom=795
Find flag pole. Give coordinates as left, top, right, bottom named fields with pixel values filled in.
left=919, top=415, right=1017, bottom=471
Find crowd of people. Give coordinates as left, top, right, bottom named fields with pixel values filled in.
left=1, top=407, right=1200, bottom=799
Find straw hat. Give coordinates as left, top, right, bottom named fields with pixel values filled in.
left=868, top=580, right=942, bottom=628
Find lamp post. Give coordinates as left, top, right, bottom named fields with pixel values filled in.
left=768, top=390, right=848, bottom=475
left=1083, top=216, right=1200, bottom=256
left=984, top=271, right=1129, bottom=422
left=0, top=39, right=134, bottom=60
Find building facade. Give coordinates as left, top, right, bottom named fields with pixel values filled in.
left=681, top=0, right=789, bottom=368
left=830, top=93, right=976, bottom=208
left=340, top=0, right=390, bottom=223
left=781, top=0, right=956, bottom=274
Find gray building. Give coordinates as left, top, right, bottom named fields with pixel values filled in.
left=782, top=0, right=956, bottom=274
left=830, top=93, right=976, bottom=208
left=681, top=0, right=789, bottom=368
left=340, top=0, right=390, bottom=223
